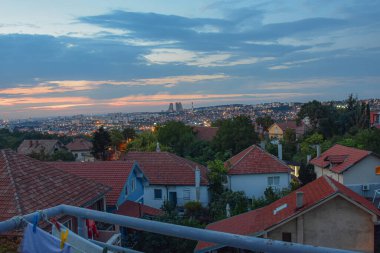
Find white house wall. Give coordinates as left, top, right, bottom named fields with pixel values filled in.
left=228, top=173, right=290, bottom=199
left=343, top=155, right=380, bottom=185
left=143, top=185, right=209, bottom=209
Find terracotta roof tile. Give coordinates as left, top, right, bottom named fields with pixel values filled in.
left=310, top=144, right=371, bottom=173
left=193, top=126, right=219, bottom=142
left=121, top=152, right=208, bottom=186
left=0, top=149, right=110, bottom=222
left=225, top=145, right=290, bottom=175
left=196, top=176, right=380, bottom=251
left=114, top=200, right=162, bottom=218
left=49, top=161, right=136, bottom=206
left=66, top=139, right=93, bottom=151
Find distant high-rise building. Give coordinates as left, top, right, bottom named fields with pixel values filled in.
left=168, top=103, right=174, bottom=112
left=175, top=102, right=183, bottom=112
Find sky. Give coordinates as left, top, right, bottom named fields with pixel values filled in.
left=0, top=0, right=380, bottom=119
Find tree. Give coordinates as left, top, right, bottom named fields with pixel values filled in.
left=127, top=131, right=171, bottom=152
left=255, top=116, right=274, bottom=131
left=207, top=160, right=227, bottom=201
left=209, top=191, right=249, bottom=221
left=157, top=121, right=195, bottom=156
left=91, top=126, right=111, bottom=160
left=51, top=150, right=75, bottom=161
left=298, top=163, right=316, bottom=185
left=122, top=127, right=136, bottom=141
left=212, top=116, right=258, bottom=156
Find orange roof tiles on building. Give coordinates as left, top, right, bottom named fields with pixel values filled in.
left=310, top=144, right=371, bottom=173
left=225, top=145, right=290, bottom=175
left=196, top=176, right=380, bottom=251
left=121, top=152, right=208, bottom=186
left=0, top=149, right=110, bottom=222
left=115, top=200, right=162, bottom=218
left=66, top=139, right=93, bottom=151
left=49, top=161, right=137, bottom=206
left=193, top=126, right=219, bottom=142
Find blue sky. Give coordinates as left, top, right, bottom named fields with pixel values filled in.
left=0, top=0, right=379, bottom=119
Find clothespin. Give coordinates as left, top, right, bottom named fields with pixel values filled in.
left=50, top=218, right=61, bottom=232
left=32, top=213, right=39, bottom=233
left=60, top=229, right=69, bottom=249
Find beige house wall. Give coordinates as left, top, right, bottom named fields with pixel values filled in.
left=267, top=196, right=375, bottom=253
left=268, top=124, right=284, bottom=140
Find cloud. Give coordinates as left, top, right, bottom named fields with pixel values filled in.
left=0, top=74, right=228, bottom=95
left=143, top=48, right=275, bottom=67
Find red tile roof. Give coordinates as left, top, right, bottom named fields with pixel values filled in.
left=17, top=139, right=63, bottom=155
left=0, top=149, right=110, bottom=222
left=66, top=139, right=93, bottom=151
left=196, top=176, right=380, bottom=251
left=121, top=152, right=208, bottom=186
left=115, top=200, right=162, bottom=218
left=276, top=121, right=298, bottom=130
left=49, top=161, right=137, bottom=206
left=193, top=126, right=219, bottom=142
left=225, top=145, right=290, bottom=175
left=310, top=144, right=371, bottom=174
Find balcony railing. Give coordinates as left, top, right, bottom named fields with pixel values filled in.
left=0, top=204, right=359, bottom=253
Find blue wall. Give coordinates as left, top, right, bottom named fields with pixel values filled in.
left=116, top=164, right=145, bottom=207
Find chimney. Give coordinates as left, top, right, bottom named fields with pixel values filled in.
left=226, top=203, right=231, bottom=217
left=316, top=144, right=321, bottom=158
left=195, top=167, right=201, bottom=201
left=307, top=154, right=311, bottom=164
left=260, top=141, right=266, bottom=150
left=296, top=192, right=304, bottom=209
left=156, top=142, right=161, bottom=152
left=278, top=143, right=283, bottom=160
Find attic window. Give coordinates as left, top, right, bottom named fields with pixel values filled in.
left=376, top=166, right=380, bottom=175
left=325, top=155, right=347, bottom=164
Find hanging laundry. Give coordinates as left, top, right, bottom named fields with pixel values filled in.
left=86, top=219, right=99, bottom=239
left=52, top=224, right=103, bottom=253
left=21, top=223, right=71, bottom=253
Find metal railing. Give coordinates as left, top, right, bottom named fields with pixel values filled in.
left=0, top=204, right=359, bottom=253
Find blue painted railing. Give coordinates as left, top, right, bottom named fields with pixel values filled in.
left=0, top=204, right=359, bottom=253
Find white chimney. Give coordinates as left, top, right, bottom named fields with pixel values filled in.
left=156, top=142, right=161, bottom=152
left=195, top=167, right=201, bottom=201
left=260, top=141, right=266, bottom=150
left=316, top=145, right=321, bottom=158
left=226, top=203, right=231, bottom=217
left=307, top=154, right=311, bottom=164
left=296, top=192, right=304, bottom=209
left=278, top=143, right=283, bottom=160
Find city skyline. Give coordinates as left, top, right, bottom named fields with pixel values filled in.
left=1, top=1, right=380, bottom=119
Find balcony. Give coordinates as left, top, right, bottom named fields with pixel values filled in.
left=0, top=204, right=358, bottom=253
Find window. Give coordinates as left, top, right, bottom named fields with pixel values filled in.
left=131, top=178, right=136, bottom=192
left=62, top=219, right=72, bottom=230
left=268, top=176, right=280, bottom=186
left=282, top=232, right=292, bottom=242
left=154, top=189, right=162, bottom=199
left=376, top=166, right=380, bottom=175
left=183, top=189, right=190, bottom=201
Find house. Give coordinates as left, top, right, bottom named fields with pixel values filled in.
left=0, top=149, right=110, bottom=232
left=196, top=176, right=380, bottom=253
left=17, top=139, right=65, bottom=156
left=49, top=161, right=149, bottom=212
left=370, top=111, right=380, bottom=128
left=310, top=144, right=380, bottom=198
left=121, top=151, right=209, bottom=209
left=225, top=145, right=291, bottom=198
left=66, top=138, right=94, bottom=162
left=193, top=126, right=219, bottom=142
left=268, top=121, right=305, bottom=140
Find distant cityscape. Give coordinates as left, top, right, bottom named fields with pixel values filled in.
left=1, top=98, right=380, bottom=136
